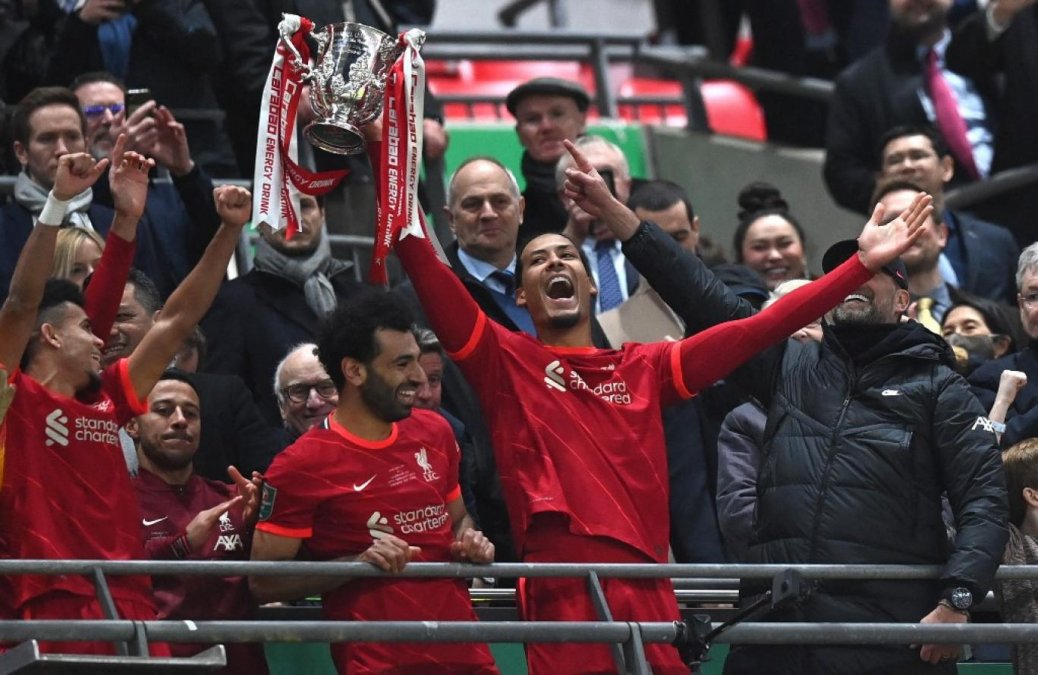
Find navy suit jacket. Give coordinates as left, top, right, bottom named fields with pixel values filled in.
left=0, top=201, right=115, bottom=301
left=946, top=209, right=1019, bottom=305
left=825, top=34, right=990, bottom=214
left=201, top=267, right=364, bottom=427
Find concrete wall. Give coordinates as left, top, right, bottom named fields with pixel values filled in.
left=430, top=0, right=654, bottom=34
left=647, top=127, right=865, bottom=273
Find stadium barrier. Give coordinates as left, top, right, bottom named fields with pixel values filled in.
left=0, top=560, right=1034, bottom=674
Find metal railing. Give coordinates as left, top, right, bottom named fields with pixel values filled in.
left=0, top=560, right=1034, bottom=675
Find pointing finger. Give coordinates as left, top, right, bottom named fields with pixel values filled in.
left=562, top=139, right=594, bottom=173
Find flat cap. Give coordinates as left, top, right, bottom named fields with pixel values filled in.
left=506, top=77, right=591, bottom=116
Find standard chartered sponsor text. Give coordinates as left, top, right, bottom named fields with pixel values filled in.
left=393, top=504, right=449, bottom=534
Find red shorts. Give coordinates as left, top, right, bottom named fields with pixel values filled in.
left=15, top=593, right=171, bottom=658
left=519, top=516, right=687, bottom=675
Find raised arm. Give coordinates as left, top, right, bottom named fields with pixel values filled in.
left=673, top=194, right=934, bottom=395
left=127, top=186, right=249, bottom=398
left=85, top=135, right=146, bottom=339
left=560, top=140, right=754, bottom=334
left=0, top=153, right=109, bottom=371
left=366, top=137, right=488, bottom=353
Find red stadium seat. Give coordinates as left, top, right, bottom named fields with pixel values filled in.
left=700, top=80, right=767, bottom=141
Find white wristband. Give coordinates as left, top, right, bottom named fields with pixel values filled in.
left=37, top=192, right=70, bottom=227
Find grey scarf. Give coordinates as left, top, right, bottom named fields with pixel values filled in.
left=252, top=228, right=351, bottom=318
left=14, top=172, right=95, bottom=229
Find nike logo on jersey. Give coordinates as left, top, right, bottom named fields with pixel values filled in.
left=353, top=475, right=376, bottom=492
left=142, top=516, right=168, bottom=526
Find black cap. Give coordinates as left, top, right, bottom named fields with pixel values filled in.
left=506, top=77, right=591, bottom=116
left=822, top=239, right=908, bottom=290
left=711, top=263, right=770, bottom=302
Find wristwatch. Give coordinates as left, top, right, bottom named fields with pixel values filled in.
left=941, top=587, right=973, bottom=612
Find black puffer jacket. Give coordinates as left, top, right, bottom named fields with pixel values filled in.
left=623, top=222, right=1007, bottom=617
left=747, top=323, right=1007, bottom=621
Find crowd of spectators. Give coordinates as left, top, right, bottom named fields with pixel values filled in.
left=1, top=0, right=1038, bottom=673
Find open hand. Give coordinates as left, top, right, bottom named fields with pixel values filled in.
left=109, top=134, right=155, bottom=219
left=213, top=185, right=252, bottom=229
left=53, top=153, right=109, bottom=201
left=357, top=534, right=421, bottom=573
left=149, top=106, right=194, bottom=176
left=856, top=192, right=933, bottom=273
left=450, top=528, right=494, bottom=564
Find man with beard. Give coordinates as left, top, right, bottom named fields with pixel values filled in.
left=392, top=136, right=934, bottom=675
left=130, top=370, right=268, bottom=673
left=72, top=71, right=221, bottom=299
left=201, top=192, right=363, bottom=426
left=825, top=0, right=996, bottom=214
left=609, top=177, right=1007, bottom=673
left=249, top=291, right=499, bottom=675
left=0, top=143, right=250, bottom=655
left=876, top=179, right=959, bottom=327
left=101, top=267, right=280, bottom=481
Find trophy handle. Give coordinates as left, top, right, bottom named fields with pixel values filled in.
left=278, top=13, right=313, bottom=80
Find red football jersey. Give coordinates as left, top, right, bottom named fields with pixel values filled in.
left=452, top=323, right=680, bottom=562
left=0, top=360, right=153, bottom=612
left=257, top=409, right=497, bottom=674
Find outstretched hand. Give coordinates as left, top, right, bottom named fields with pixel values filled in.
left=109, top=134, right=156, bottom=219
left=856, top=193, right=933, bottom=273
left=213, top=185, right=252, bottom=229
left=53, top=153, right=109, bottom=201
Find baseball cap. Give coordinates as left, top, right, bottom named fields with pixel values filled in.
left=506, top=77, right=591, bottom=116
left=822, top=239, right=908, bottom=290
left=711, top=263, right=770, bottom=304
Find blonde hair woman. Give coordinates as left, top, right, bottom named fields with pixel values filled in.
left=51, top=227, right=105, bottom=289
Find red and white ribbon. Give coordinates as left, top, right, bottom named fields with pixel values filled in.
left=371, top=28, right=429, bottom=285
left=252, top=14, right=348, bottom=237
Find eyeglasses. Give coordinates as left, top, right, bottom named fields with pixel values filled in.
left=281, top=379, right=337, bottom=403
left=1020, top=292, right=1038, bottom=308
left=82, top=103, right=125, bottom=118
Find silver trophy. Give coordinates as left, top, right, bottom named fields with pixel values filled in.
left=283, top=22, right=402, bottom=155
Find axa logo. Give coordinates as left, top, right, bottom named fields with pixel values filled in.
left=214, top=534, right=243, bottom=552
left=44, top=408, right=69, bottom=447
left=415, top=447, right=439, bottom=482
left=367, top=511, right=394, bottom=541
left=544, top=360, right=566, bottom=392
left=972, top=416, right=997, bottom=434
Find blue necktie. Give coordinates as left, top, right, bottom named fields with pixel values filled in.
left=489, top=270, right=515, bottom=297
left=486, top=271, right=536, bottom=335
left=595, top=241, right=623, bottom=311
